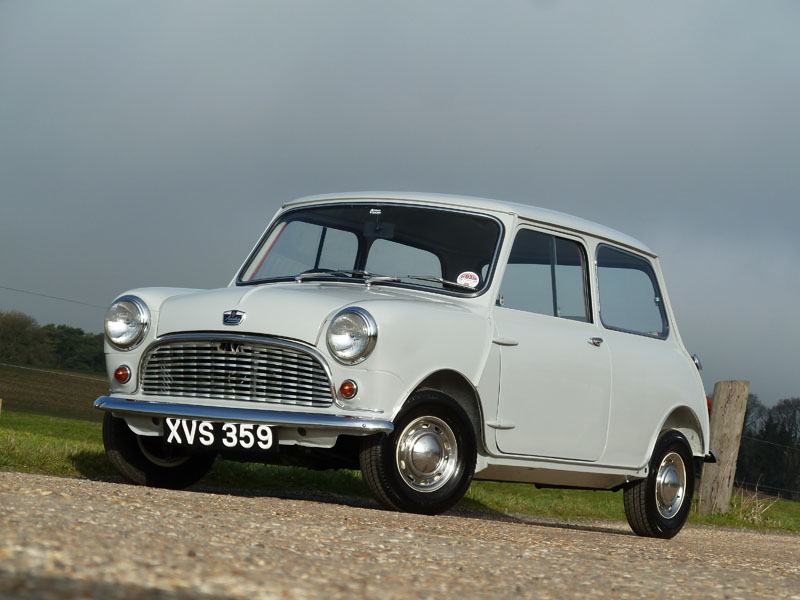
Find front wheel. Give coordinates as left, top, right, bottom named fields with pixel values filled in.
left=102, top=413, right=216, bottom=489
left=359, top=392, right=477, bottom=515
left=624, top=430, right=695, bottom=539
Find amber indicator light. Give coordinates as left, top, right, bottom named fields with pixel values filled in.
left=114, top=366, right=131, bottom=384
left=339, top=380, right=358, bottom=399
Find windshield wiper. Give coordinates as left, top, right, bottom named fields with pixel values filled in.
left=295, top=270, right=476, bottom=291
left=405, top=275, right=475, bottom=290
left=364, top=274, right=475, bottom=291
left=364, top=275, right=402, bottom=289
left=294, top=269, right=371, bottom=283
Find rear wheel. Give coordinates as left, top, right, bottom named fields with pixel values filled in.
left=102, top=413, right=215, bottom=489
left=359, top=391, right=476, bottom=515
left=624, top=430, right=695, bottom=539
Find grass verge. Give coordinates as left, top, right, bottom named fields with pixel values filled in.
left=1, top=407, right=798, bottom=534
left=0, top=411, right=109, bottom=478
left=0, top=365, right=797, bottom=533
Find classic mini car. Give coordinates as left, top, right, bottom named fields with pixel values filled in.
left=96, top=192, right=713, bottom=538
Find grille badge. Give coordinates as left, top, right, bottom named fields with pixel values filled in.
left=222, top=310, right=246, bottom=326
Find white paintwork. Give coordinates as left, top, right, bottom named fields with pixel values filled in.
left=492, top=307, right=612, bottom=461
left=102, top=192, right=709, bottom=490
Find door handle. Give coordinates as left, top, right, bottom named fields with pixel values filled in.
left=589, top=337, right=604, bottom=347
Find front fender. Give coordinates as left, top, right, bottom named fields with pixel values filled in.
left=324, top=297, right=494, bottom=419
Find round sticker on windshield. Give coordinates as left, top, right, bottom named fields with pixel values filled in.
left=457, top=271, right=480, bottom=289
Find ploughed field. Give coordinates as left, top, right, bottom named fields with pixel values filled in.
left=1, top=471, right=798, bottom=600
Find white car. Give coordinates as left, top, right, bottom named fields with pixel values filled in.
left=96, top=192, right=713, bottom=538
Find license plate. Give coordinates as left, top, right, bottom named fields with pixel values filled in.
left=164, top=418, right=277, bottom=451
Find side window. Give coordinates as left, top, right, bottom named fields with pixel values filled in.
left=596, top=245, right=669, bottom=339
left=498, top=229, right=590, bottom=322
left=365, top=239, right=442, bottom=278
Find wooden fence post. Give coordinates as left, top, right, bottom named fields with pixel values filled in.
left=696, top=380, right=750, bottom=516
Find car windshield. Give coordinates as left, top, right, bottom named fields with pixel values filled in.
left=238, top=204, right=503, bottom=295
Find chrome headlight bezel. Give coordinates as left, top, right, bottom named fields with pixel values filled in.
left=326, top=307, right=378, bottom=365
left=104, top=295, right=150, bottom=350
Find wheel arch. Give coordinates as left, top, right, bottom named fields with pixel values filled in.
left=406, top=369, right=485, bottom=452
left=657, top=406, right=704, bottom=458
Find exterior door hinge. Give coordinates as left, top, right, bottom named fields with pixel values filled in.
left=487, top=421, right=516, bottom=430
left=492, top=338, right=519, bottom=347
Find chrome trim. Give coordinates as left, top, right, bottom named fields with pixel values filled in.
left=334, top=403, right=384, bottom=414
left=326, top=307, right=378, bottom=365
left=655, top=450, right=686, bottom=519
left=332, top=379, right=384, bottom=413
left=395, top=415, right=459, bottom=492
left=235, top=202, right=506, bottom=300
left=692, top=353, right=703, bottom=371
left=364, top=275, right=400, bottom=290
left=137, top=333, right=337, bottom=405
left=105, top=295, right=151, bottom=351
left=94, top=396, right=394, bottom=433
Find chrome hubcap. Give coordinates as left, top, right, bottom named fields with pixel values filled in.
left=395, top=416, right=458, bottom=492
left=655, top=451, right=686, bottom=519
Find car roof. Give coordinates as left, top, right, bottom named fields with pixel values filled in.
left=282, top=191, right=655, bottom=256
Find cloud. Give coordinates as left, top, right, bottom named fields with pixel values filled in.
left=1, top=0, right=798, bottom=403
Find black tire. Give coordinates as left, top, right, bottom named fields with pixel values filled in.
left=624, top=430, right=695, bottom=539
left=102, top=413, right=216, bottom=489
left=359, top=391, right=477, bottom=515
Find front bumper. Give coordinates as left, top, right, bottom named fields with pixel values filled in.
left=94, top=396, right=394, bottom=434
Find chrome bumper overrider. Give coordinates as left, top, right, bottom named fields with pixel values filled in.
left=94, top=396, right=393, bottom=434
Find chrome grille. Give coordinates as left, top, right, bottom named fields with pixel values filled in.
left=140, top=337, right=334, bottom=407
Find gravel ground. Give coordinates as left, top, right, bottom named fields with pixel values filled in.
left=1, top=471, right=798, bottom=599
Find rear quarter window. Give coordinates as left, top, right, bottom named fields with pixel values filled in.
left=596, top=245, right=669, bottom=339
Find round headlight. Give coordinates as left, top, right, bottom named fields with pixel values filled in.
left=326, top=308, right=377, bottom=364
left=105, top=296, right=150, bottom=350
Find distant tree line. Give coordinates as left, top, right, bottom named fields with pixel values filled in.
left=736, top=394, right=800, bottom=501
left=2, top=310, right=799, bottom=497
left=0, top=310, right=104, bottom=373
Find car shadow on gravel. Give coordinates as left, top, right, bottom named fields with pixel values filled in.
left=189, top=482, right=634, bottom=537
left=69, top=453, right=633, bottom=538
left=70, top=450, right=122, bottom=481
left=451, top=505, right=634, bottom=536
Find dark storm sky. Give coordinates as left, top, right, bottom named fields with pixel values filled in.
left=1, top=1, right=798, bottom=404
